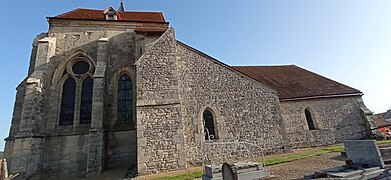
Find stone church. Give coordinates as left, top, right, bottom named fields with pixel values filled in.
left=4, top=5, right=373, bottom=179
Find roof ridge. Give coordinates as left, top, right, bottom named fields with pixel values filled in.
left=55, top=8, right=83, bottom=18
left=75, top=8, right=164, bottom=13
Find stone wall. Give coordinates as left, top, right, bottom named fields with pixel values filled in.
left=106, top=131, right=137, bottom=169
left=175, top=42, right=288, bottom=166
left=280, top=96, right=370, bottom=148
left=135, top=28, right=186, bottom=175
left=41, top=134, right=89, bottom=178
left=4, top=19, right=164, bottom=178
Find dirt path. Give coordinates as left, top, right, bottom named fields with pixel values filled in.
left=267, top=152, right=346, bottom=179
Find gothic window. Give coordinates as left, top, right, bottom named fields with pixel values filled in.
left=58, top=56, right=94, bottom=126
left=80, top=77, right=93, bottom=124
left=60, top=77, right=76, bottom=125
left=204, top=110, right=216, bottom=140
left=305, top=108, right=317, bottom=130
left=117, top=75, right=133, bottom=123
left=72, top=61, right=90, bottom=75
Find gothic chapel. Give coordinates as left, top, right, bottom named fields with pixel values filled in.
left=4, top=4, right=373, bottom=179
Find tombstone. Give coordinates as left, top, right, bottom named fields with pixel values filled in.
left=344, top=140, right=385, bottom=168
left=202, top=162, right=269, bottom=180
left=222, top=163, right=238, bottom=180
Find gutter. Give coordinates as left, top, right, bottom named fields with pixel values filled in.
left=279, top=93, right=363, bottom=102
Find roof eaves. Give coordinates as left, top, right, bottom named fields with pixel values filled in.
left=47, top=17, right=169, bottom=24
left=279, top=92, right=364, bottom=102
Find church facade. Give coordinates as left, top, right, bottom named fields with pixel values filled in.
left=4, top=7, right=372, bottom=179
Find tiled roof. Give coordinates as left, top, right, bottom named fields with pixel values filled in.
left=232, top=65, right=362, bottom=101
left=50, top=8, right=167, bottom=23
left=374, top=113, right=391, bottom=127
left=383, top=110, right=391, bottom=120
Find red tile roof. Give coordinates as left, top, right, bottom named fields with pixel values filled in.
left=50, top=8, right=167, bottom=23
left=232, top=65, right=362, bottom=101
left=373, top=113, right=391, bottom=127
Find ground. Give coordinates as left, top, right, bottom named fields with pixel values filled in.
left=10, top=146, right=351, bottom=180
left=268, top=152, right=345, bottom=179
left=132, top=146, right=347, bottom=180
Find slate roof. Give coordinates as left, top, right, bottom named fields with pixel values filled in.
left=50, top=8, right=167, bottom=23
left=232, top=65, right=362, bottom=101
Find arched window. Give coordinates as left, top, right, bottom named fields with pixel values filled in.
left=305, top=108, right=317, bottom=130
left=60, top=77, right=76, bottom=125
left=203, top=110, right=216, bottom=140
left=117, top=75, right=133, bottom=123
left=80, top=77, right=93, bottom=124
left=58, top=57, right=94, bottom=126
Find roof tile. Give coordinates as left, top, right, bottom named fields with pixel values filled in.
left=52, top=8, right=166, bottom=23
left=233, top=65, right=362, bottom=100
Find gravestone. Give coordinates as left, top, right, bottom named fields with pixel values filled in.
left=202, top=162, right=269, bottom=180
left=344, top=140, right=385, bottom=168
left=222, top=163, right=237, bottom=180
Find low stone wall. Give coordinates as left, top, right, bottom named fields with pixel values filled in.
left=203, top=140, right=272, bottom=166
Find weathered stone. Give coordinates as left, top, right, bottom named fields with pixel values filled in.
left=3, top=7, right=371, bottom=179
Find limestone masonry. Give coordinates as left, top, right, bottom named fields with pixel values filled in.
left=4, top=6, right=374, bottom=179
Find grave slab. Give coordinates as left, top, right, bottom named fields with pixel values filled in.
left=344, top=140, right=385, bottom=168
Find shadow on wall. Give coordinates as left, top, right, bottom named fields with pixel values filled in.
left=5, top=30, right=150, bottom=179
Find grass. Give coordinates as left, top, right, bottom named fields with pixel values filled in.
left=152, top=172, right=203, bottom=180
left=263, top=145, right=344, bottom=166
left=147, top=140, right=391, bottom=180
left=377, top=140, right=391, bottom=145
left=150, top=145, right=345, bottom=180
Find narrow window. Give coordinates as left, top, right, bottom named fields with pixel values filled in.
left=80, top=77, right=93, bottom=124
left=305, top=108, right=317, bottom=130
left=117, top=75, right=133, bottom=123
left=203, top=110, right=216, bottom=140
left=60, top=77, right=76, bottom=125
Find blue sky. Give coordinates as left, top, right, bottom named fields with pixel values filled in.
left=1, top=0, right=390, bottom=150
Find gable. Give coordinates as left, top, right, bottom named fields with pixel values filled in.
left=176, top=41, right=278, bottom=94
